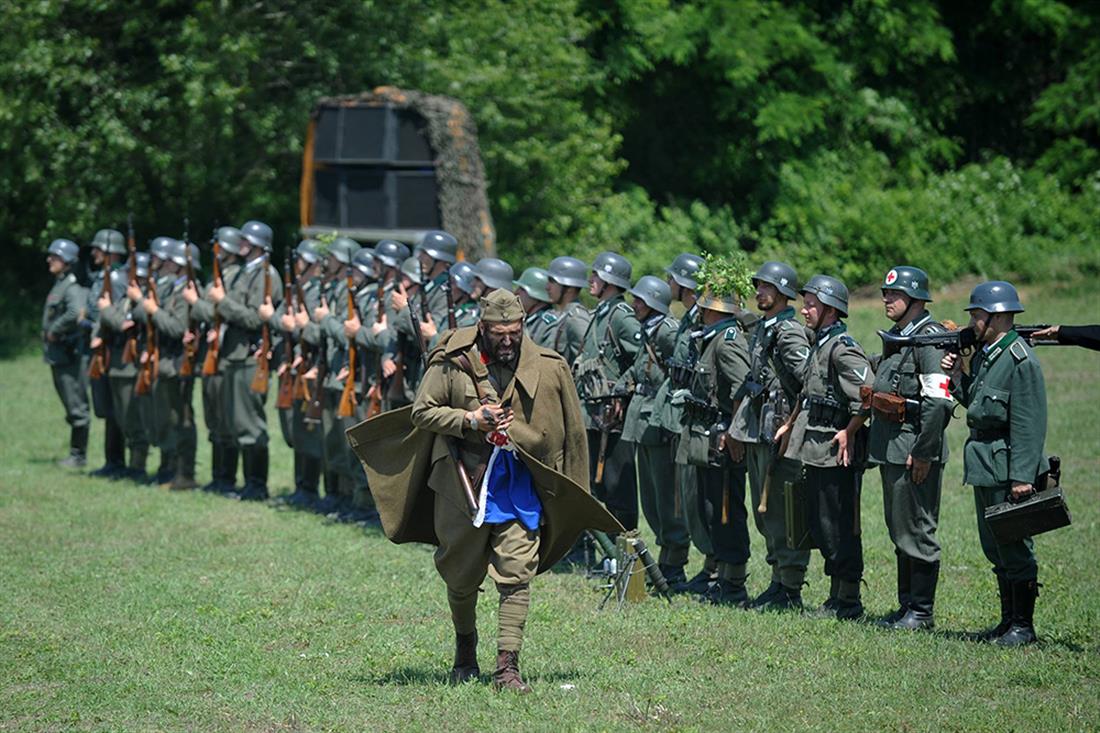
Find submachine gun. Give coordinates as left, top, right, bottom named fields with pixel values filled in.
left=878, top=324, right=1067, bottom=353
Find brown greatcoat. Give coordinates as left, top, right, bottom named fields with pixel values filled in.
left=346, top=326, right=622, bottom=572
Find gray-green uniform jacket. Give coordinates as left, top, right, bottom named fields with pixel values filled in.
left=524, top=304, right=560, bottom=350
left=620, top=312, right=678, bottom=445
left=675, top=316, right=750, bottom=467
left=551, top=301, right=590, bottom=365
left=42, top=273, right=87, bottom=367
left=868, top=311, right=953, bottom=465
left=653, top=304, right=700, bottom=435
left=784, top=322, right=874, bottom=468
left=728, top=307, right=810, bottom=445
left=951, top=330, right=1048, bottom=487
left=574, top=295, right=641, bottom=429
left=148, top=275, right=189, bottom=378
left=100, top=278, right=149, bottom=377
left=217, top=256, right=281, bottom=364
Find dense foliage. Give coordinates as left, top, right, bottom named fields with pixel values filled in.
left=3, top=0, right=1098, bottom=302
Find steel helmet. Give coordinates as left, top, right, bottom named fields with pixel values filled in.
left=374, top=239, right=411, bottom=269
left=450, top=261, right=477, bottom=295
left=149, top=236, right=176, bottom=261
left=295, top=239, right=321, bottom=265
left=628, top=275, right=672, bottom=315
left=415, top=230, right=458, bottom=264
left=91, top=229, right=126, bottom=255
left=400, top=256, right=423, bottom=285
left=665, top=253, right=705, bottom=291
left=801, top=274, right=849, bottom=317
left=965, top=281, right=1024, bottom=314
left=752, top=261, right=799, bottom=299
left=47, top=238, right=80, bottom=264
left=328, top=236, right=361, bottom=265
left=169, top=240, right=202, bottom=270
left=696, top=289, right=741, bottom=315
left=352, top=248, right=376, bottom=278
left=592, top=251, right=632, bottom=289
left=513, top=267, right=551, bottom=303
left=240, top=220, right=273, bottom=251
left=134, top=251, right=151, bottom=279
left=882, top=265, right=931, bottom=302
left=475, top=258, right=515, bottom=292
left=217, top=226, right=243, bottom=255
left=547, top=256, right=588, bottom=289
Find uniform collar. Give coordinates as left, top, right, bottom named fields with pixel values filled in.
left=524, top=304, right=550, bottom=325
left=701, top=315, right=739, bottom=340
left=595, top=294, right=624, bottom=317
left=245, top=256, right=265, bottom=272
left=763, top=306, right=796, bottom=329
left=815, top=321, right=847, bottom=345
left=897, top=310, right=932, bottom=337
left=982, top=329, right=1019, bottom=364
left=643, top=312, right=665, bottom=335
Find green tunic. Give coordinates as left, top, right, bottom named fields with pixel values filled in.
left=620, top=313, right=679, bottom=445
left=550, top=301, right=590, bottom=366
left=42, top=271, right=90, bottom=429
left=524, top=305, right=560, bottom=351
left=575, top=295, right=640, bottom=430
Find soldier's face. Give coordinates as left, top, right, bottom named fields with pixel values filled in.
left=969, top=309, right=993, bottom=343
left=161, top=261, right=180, bottom=276
left=801, top=293, right=825, bottom=329
left=546, top=279, right=563, bottom=304
left=470, top=280, right=486, bottom=300
left=755, top=282, right=778, bottom=311
left=631, top=296, right=651, bottom=321
left=480, top=320, right=523, bottom=363
left=588, top=272, right=602, bottom=297
left=882, top=290, right=910, bottom=322
left=515, top=288, right=537, bottom=313
left=667, top=276, right=682, bottom=300
left=417, top=251, right=433, bottom=271
left=92, top=249, right=106, bottom=267
left=46, top=255, right=65, bottom=276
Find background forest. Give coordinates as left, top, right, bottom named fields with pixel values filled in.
left=3, top=0, right=1098, bottom=335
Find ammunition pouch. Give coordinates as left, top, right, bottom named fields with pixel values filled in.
left=804, top=394, right=849, bottom=430
left=683, top=395, right=719, bottom=426
left=665, top=358, right=695, bottom=390
left=573, top=356, right=612, bottom=401
left=734, top=378, right=765, bottom=403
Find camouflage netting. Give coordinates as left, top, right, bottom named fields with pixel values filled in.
left=314, top=87, right=496, bottom=260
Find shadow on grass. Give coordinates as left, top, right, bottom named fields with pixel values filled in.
left=357, top=667, right=586, bottom=686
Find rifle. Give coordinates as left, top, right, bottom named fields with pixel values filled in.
left=121, top=214, right=139, bottom=364
left=180, top=220, right=199, bottom=378
left=445, top=266, right=457, bottom=330
left=249, top=254, right=272, bottom=394
left=1016, top=324, right=1063, bottom=346
left=304, top=290, right=328, bottom=425
left=365, top=277, right=386, bottom=418
left=87, top=253, right=113, bottom=379
left=275, top=253, right=295, bottom=410
left=201, top=235, right=223, bottom=377
left=135, top=271, right=158, bottom=396
left=291, top=265, right=311, bottom=401
left=337, top=266, right=358, bottom=418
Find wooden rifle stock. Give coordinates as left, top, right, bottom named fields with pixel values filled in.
left=275, top=254, right=295, bottom=410
left=180, top=239, right=198, bottom=377
left=445, top=269, right=457, bottom=330
left=249, top=254, right=272, bottom=394
left=135, top=273, right=158, bottom=396
left=201, top=241, right=223, bottom=377
left=291, top=274, right=310, bottom=400
left=365, top=278, right=386, bottom=418
left=87, top=260, right=113, bottom=379
left=121, top=214, right=138, bottom=364
left=337, top=268, right=358, bottom=417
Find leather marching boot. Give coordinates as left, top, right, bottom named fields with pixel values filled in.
left=810, top=576, right=842, bottom=618
left=126, top=445, right=149, bottom=483
left=756, top=568, right=804, bottom=612
left=170, top=447, right=199, bottom=490
left=58, top=425, right=89, bottom=469
left=892, top=560, right=937, bottom=630
left=492, top=650, right=531, bottom=693
left=701, top=564, right=750, bottom=608
left=976, top=574, right=1014, bottom=641
left=201, top=443, right=224, bottom=492
left=149, top=452, right=176, bottom=486
left=748, top=574, right=783, bottom=610
left=315, top=472, right=342, bottom=515
left=682, top=557, right=717, bottom=595
left=834, top=578, right=864, bottom=621
left=659, top=563, right=688, bottom=591
left=281, top=452, right=310, bottom=507
left=449, top=631, right=480, bottom=684
left=878, top=553, right=912, bottom=627
left=238, top=447, right=269, bottom=501
left=996, top=579, right=1038, bottom=647
left=90, top=420, right=125, bottom=478
left=222, top=446, right=240, bottom=494
left=302, top=456, right=321, bottom=506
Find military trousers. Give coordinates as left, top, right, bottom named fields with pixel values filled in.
left=880, top=462, right=943, bottom=564
left=150, top=374, right=182, bottom=458
left=698, top=460, right=750, bottom=568
left=804, top=466, right=864, bottom=583
left=109, top=374, right=149, bottom=452
left=292, top=400, right=323, bottom=460
left=278, top=404, right=294, bottom=449
left=321, top=386, right=354, bottom=489
left=746, top=443, right=809, bottom=578
left=635, top=439, right=690, bottom=566
left=90, top=374, right=113, bottom=419
left=587, top=430, right=638, bottom=531
left=224, top=361, right=268, bottom=448
left=673, top=441, right=712, bottom=557
left=974, top=484, right=1037, bottom=582
left=177, top=377, right=198, bottom=477
left=201, top=371, right=232, bottom=445
left=51, top=361, right=90, bottom=429
left=433, top=496, right=539, bottom=653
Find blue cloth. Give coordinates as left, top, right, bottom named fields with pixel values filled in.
left=482, top=448, right=543, bottom=531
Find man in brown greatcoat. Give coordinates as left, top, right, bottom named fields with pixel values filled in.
left=346, top=290, right=620, bottom=692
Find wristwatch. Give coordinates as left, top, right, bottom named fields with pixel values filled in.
left=467, top=413, right=479, bottom=431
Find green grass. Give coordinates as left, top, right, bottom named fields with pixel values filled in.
left=1, top=281, right=1098, bottom=732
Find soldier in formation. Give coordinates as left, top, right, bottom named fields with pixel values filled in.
left=49, top=223, right=1055, bottom=648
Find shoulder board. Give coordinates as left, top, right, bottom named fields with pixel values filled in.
left=613, top=302, right=632, bottom=315
left=541, top=310, right=560, bottom=325
left=777, top=319, right=798, bottom=331
left=839, top=335, right=856, bottom=347
left=918, top=321, right=945, bottom=335
left=724, top=326, right=739, bottom=341
left=1010, top=340, right=1029, bottom=362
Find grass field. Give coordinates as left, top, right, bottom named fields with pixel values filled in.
left=2, top=280, right=1098, bottom=732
